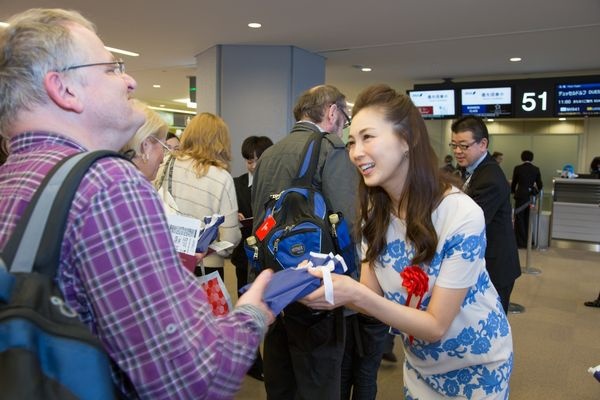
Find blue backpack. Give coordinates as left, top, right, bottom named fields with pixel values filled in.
left=0, top=151, right=126, bottom=400
left=246, top=132, right=356, bottom=273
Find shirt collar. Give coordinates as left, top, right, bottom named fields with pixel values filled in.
left=9, top=131, right=87, bottom=154
left=466, top=152, right=488, bottom=175
left=298, top=120, right=325, bottom=132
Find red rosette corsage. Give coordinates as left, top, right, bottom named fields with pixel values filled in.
left=400, top=265, right=429, bottom=344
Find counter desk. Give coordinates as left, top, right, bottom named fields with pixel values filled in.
left=551, top=178, right=600, bottom=246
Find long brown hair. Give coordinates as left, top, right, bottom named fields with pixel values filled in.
left=177, top=112, right=231, bottom=176
left=352, top=85, right=453, bottom=266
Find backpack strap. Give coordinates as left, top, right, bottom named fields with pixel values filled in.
left=155, top=154, right=176, bottom=194
left=3, top=150, right=127, bottom=276
left=292, top=131, right=323, bottom=187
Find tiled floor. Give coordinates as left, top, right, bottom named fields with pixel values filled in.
left=227, top=246, right=600, bottom=399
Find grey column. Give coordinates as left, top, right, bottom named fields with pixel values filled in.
left=195, top=45, right=325, bottom=176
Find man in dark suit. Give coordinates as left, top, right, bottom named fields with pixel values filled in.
left=451, top=115, right=521, bottom=313
left=511, top=150, right=543, bottom=248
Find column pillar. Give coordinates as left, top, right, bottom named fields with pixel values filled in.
left=195, top=45, right=325, bottom=175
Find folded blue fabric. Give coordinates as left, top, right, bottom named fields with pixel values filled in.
left=196, top=214, right=224, bottom=253
left=242, top=252, right=347, bottom=315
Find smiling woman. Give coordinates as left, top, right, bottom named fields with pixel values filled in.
left=303, top=84, right=514, bottom=399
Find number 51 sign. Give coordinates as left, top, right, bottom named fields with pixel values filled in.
left=514, top=81, right=555, bottom=117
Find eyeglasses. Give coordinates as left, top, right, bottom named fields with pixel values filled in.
left=149, top=136, right=171, bottom=152
left=338, top=105, right=352, bottom=129
left=449, top=141, right=478, bottom=151
left=59, top=59, right=125, bottom=75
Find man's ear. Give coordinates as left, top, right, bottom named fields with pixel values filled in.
left=44, top=71, right=84, bottom=113
left=326, top=103, right=337, bottom=122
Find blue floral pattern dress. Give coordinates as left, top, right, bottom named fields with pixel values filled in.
left=366, top=188, right=513, bottom=399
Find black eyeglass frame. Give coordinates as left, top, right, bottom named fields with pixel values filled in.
left=59, top=59, right=125, bottom=74
left=448, top=141, right=479, bottom=151
left=338, top=105, right=352, bottom=129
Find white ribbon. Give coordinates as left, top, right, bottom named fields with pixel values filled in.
left=301, top=258, right=336, bottom=305
left=321, top=264, right=334, bottom=305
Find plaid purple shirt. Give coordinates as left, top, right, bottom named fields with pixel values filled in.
left=0, top=132, right=267, bottom=399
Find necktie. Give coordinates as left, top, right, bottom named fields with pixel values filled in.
left=462, top=171, right=471, bottom=191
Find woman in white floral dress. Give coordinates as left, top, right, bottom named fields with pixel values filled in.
left=304, top=85, right=513, bottom=399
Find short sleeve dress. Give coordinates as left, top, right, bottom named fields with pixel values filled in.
left=364, top=188, right=513, bottom=399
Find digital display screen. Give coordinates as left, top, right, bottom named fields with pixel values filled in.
left=460, top=87, right=512, bottom=117
left=408, top=89, right=455, bottom=119
left=556, top=82, right=600, bottom=116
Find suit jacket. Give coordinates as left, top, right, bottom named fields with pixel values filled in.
left=511, top=162, right=543, bottom=202
left=464, top=153, right=521, bottom=288
left=231, top=172, right=252, bottom=268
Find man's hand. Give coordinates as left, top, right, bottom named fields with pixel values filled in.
left=236, top=269, right=275, bottom=325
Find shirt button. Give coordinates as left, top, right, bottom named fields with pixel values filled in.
left=166, top=324, right=177, bottom=334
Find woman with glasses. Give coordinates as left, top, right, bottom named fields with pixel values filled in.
left=156, top=112, right=241, bottom=281
left=121, top=100, right=169, bottom=181
left=303, top=85, right=513, bottom=399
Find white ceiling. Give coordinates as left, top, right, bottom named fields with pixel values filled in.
left=3, top=0, right=600, bottom=112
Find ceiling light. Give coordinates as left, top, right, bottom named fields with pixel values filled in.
left=248, top=22, right=262, bottom=28
left=148, top=105, right=196, bottom=115
left=0, top=22, right=9, bottom=28
left=361, top=67, right=372, bottom=72
left=487, top=118, right=495, bottom=122
left=153, top=84, right=161, bottom=88
left=105, top=46, right=139, bottom=57
left=509, top=57, right=522, bottom=62
left=159, top=104, right=165, bottom=107
left=559, top=117, right=566, bottom=121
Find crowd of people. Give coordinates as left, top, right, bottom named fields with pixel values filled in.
left=1, top=7, right=598, bottom=400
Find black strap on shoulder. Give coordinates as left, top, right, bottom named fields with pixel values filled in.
left=292, top=131, right=323, bottom=187
left=3, top=150, right=127, bottom=277
left=155, top=154, right=176, bottom=194
left=166, top=155, right=176, bottom=196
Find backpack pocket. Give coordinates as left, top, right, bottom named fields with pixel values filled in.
left=266, top=221, right=333, bottom=270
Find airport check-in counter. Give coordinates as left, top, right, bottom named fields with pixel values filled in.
left=551, top=178, right=600, bottom=245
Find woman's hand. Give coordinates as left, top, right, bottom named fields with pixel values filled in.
left=300, top=268, right=362, bottom=310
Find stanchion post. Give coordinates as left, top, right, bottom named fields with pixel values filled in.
left=522, top=193, right=542, bottom=275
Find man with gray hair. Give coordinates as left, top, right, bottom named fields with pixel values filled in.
left=0, top=8, right=274, bottom=398
left=252, top=84, right=365, bottom=399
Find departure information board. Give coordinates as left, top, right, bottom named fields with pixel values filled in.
left=460, top=87, right=512, bottom=117
left=556, top=82, right=600, bottom=116
left=409, top=89, right=456, bottom=119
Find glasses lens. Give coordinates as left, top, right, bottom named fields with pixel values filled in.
left=152, top=137, right=170, bottom=151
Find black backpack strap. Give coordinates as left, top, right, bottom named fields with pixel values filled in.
left=292, top=131, right=323, bottom=187
left=3, top=150, right=127, bottom=276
